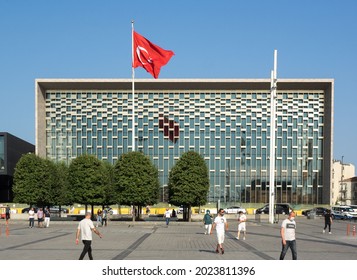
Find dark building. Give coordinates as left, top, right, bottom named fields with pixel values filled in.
left=0, top=132, right=35, bottom=202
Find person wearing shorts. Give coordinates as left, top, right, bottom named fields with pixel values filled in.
left=37, top=208, right=44, bottom=228
left=237, top=210, right=247, bottom=240
left=210, top=208, right=228, bottom=254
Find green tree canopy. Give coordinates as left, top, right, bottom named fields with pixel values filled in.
left=13, top=153, right=56, bottom=206
left=68, top=154, right=106, bottom=206
left=168, top=151, right=209, bottom=221
left=114, top=151, right=159, bottom=219
left=52, top=161, right=73, bottom=207
left=102, top=160, right=117, bottom=207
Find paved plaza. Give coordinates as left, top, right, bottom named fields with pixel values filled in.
left=0, top=215, right=357, bottom=260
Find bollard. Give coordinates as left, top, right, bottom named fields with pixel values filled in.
left=353, top=225, right=356, bottom=237
left=347, top=224, right=350, bottom=236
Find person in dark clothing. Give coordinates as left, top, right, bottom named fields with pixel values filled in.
left=203, top=209, right=212, bottom=235
left=323, top=209, right=333, bottom=234
left=5, top=205, right=10, bottom=224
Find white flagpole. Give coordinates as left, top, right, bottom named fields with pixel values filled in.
left=269, top=50, right=277, bottom=224
left=131, top=20, right=136, bottom=152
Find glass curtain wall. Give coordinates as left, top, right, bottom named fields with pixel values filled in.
left=45, top=90, right=325, bottom=204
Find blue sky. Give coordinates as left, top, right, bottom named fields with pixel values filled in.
left=0, top=0, right=356, bottom=168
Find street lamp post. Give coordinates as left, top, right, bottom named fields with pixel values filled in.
left=269, top=50, right=278, bottom=224
left=340, top=156, right=344, bottom=205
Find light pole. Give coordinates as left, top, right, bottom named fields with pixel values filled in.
left=340, top=156, right=344, bottom=205
left=269, top=50, right=278, bottom=224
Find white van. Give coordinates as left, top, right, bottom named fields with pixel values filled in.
left=331, top=206, right=357, bottom=220
left=347, top=205, right=357, bottom=212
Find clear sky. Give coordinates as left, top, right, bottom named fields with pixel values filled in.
left=0, top=0, right=356, bottom=169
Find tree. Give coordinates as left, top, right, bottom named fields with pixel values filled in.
left=68, top=154, right=106, bottom=215
left=114, top=151, right=159, bottom=221
left=13, top=153, right=56, bottom=206
left=168, top=151, right=209, bottom=221
left=102, top=160, right=117, bottom=207
left=52, top=161, right=73, bottom=216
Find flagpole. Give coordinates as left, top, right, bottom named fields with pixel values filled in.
left=269, top=50, right=277, bottom=224
left=131, top=20, right=136, bottom=152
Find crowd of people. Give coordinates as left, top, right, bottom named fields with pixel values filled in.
left=3, top=204, right=339, bottom=260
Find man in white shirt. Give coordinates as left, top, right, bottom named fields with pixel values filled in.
left=28, top=208, right=35, bottom=228
left=237, top=210, right=247, bottom=240
left=279, top=211, right=297, bottom=260
left=164, top=208, right=171, bottom=226
left=210, top=208, right=228, bottom=254
left=76, top=212, right=102, bottom=260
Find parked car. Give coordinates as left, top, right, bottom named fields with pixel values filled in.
left=331, top=206, right=357, bottom=220
left=347, top=205, right=357, bottom=212
left=177, top=206, right=184, bottom=214
left=21, top=207, right=39, bottom=213
left=223, top=206, right=247, bottom=214
left=22, top=206, right=69, bottom=214
left=255, top=203, right=292, bottom=215
left=331, top=210, right=353, bottom=220
left=49, top=206, right=69, bottom=214
left=302, top=207, right=328, bottom=216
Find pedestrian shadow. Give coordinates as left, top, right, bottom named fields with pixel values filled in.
left=199, top=249, right=219, bottom=254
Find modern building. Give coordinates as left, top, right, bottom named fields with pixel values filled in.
left=35, top=79, right=334, bottom=205
left=331, top=160, right=356, bottom=205
left=0, top=132, right=35, bottom=202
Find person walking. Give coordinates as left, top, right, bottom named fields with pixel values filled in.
left=102, top=209, right=108, bottom=227
left=28, top=207, right=35, bottom=228
left=171, top=209, right=176, bottom=218
left=5, top=205, right=10, bottom=224
left=37, top=208, right=44, bottom=228
left=210, top=208, right=228, bottom=254
left=164, top=208, right=171, bottom=226
left=236, top=210, right=247, bottom=240
left=323, top=209, right=333, bottom=234
left=203, top=210, right=213, bottom=235
left=76, top=212, right=102, bottom=260
left=96, top=209, right=102, bottom=227
left=279, top=211, right=297, bottom=260
left=44, top=207, right=51, bottom=228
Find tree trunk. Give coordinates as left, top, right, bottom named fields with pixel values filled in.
left=138, top=205, right=142, bottom=220
left=188, top=205, right=192, bottom=222
left=91, top=205, right=94, bottom=220
left=132, top=205, right=136, bottom=222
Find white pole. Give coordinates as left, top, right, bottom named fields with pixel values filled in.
left=269, top=50, right=277, bottom=224
left=131, top=20, right=136, bottom=151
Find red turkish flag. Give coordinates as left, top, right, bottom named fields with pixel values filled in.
left=133, top=31, right=174, bottom=79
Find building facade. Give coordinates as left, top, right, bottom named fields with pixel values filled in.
left=0, top=132, right=35, bottom=202
left=36, top=79, right=334, bottom=205
left=341, top=176, right=357, bottom=205
left=331, top=160, right=356, bottom=205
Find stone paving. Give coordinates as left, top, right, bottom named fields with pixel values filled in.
left=0, top=215, right=357, bottom=260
